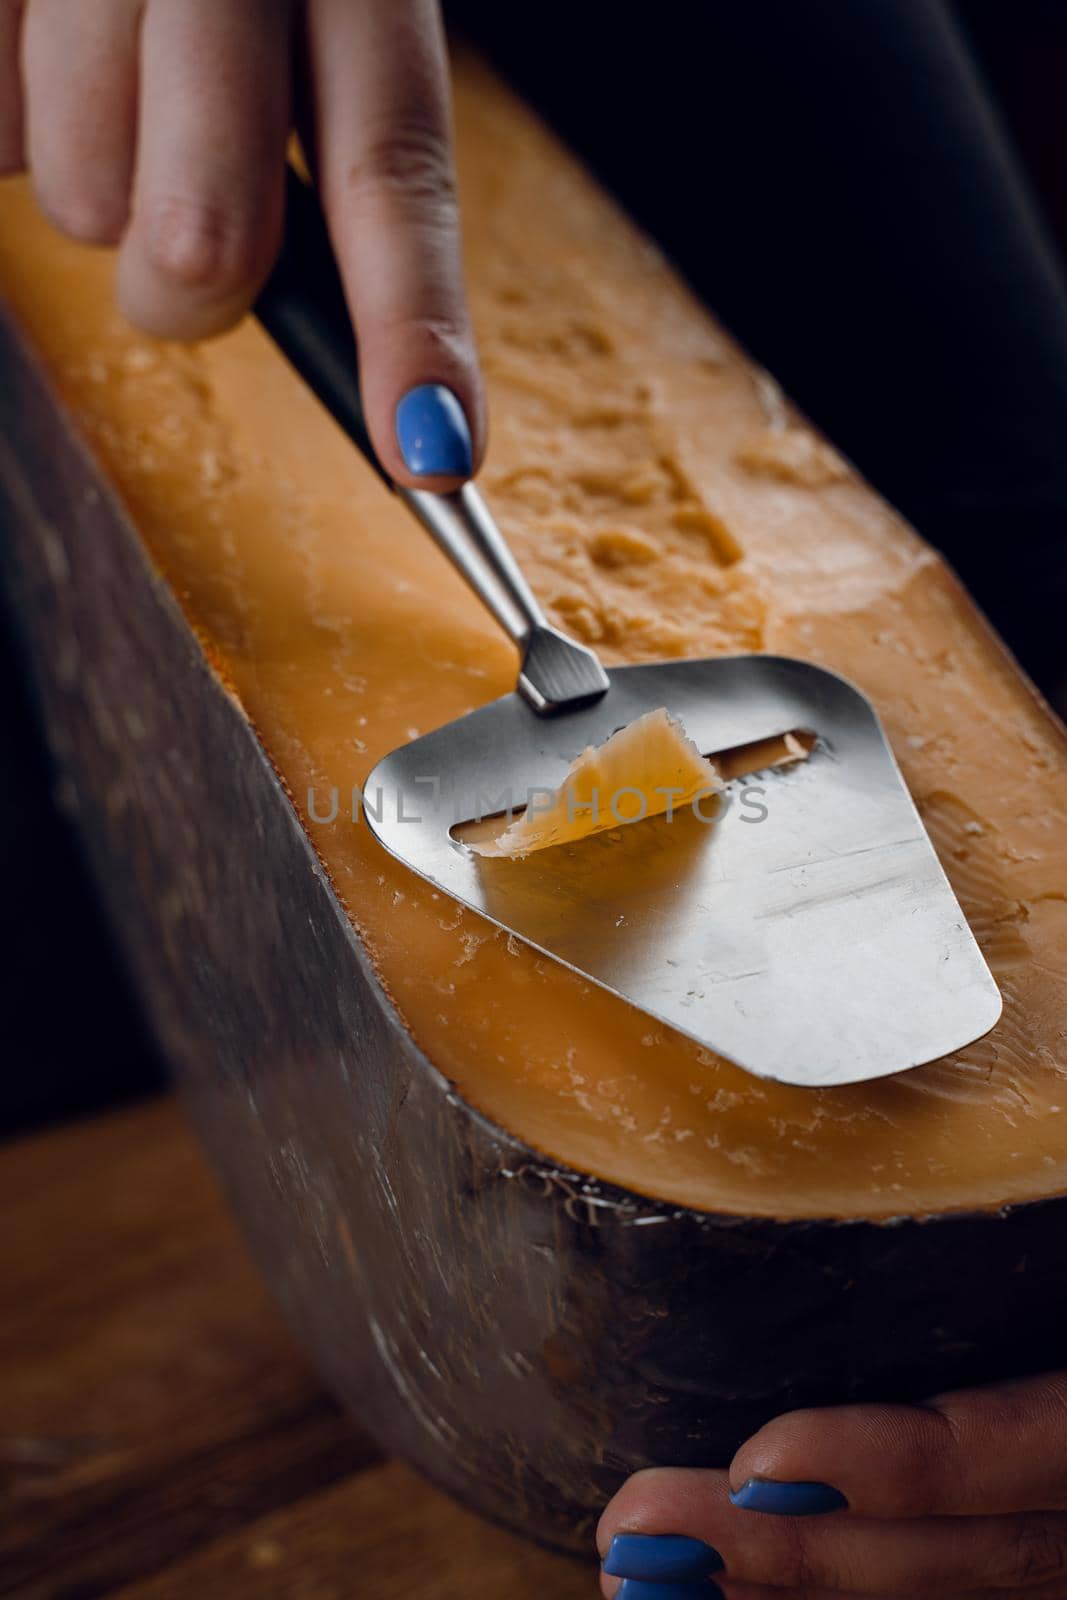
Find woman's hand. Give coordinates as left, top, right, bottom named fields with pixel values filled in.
left=0, top=0, right=483, bottom=490
left=598, top=1369, right=1067, bottom=1598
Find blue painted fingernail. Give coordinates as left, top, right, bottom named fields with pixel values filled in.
left=730, top=1478, right=847, bottom=1515
left=614, top=1582, right=723, bottom=1600
left=604, top=1533, right=724, bottom=1581
left=395, top=383, right=473, bottom=477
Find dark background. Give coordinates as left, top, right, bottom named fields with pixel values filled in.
left=2, top=0, right=1066, bottom=1136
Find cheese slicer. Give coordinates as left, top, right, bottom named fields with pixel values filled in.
left=255, top=168, right=1002, bottom=1088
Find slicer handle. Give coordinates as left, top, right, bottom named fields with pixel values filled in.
left=254, top=166, right=609, bottom=714
left=254, top=166, right=390, bottom=489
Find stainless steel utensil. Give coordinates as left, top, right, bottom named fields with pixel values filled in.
left=258, top=170, right=1001, bottom=1088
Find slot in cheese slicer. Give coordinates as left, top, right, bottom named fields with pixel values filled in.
left=255, top=168, right=1002, bottom=1089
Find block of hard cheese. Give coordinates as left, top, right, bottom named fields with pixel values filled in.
left=0, top=57, right=1064, bottom=1232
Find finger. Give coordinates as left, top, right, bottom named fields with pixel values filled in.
left=20, top=0, right=140, bottom=236
left=730, top=1370, right=1067, bottom=1518
left=0, top=0, right=25, bottom=173
left=117, top=0, right=292, bottom=338
left=598, top=1468, right=1067, bottom=1595
left=306, top=0, right=484, bottom=490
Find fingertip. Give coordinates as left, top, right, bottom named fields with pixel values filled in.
left=115, top=244, right=246, bottom=340
left=139, top=192, right=277, bottom=293
left=19, top=0, right=139, bottom=244
left=393, top=381, right=473, bottom=483
left=116, top=192, right=282, bottom=342
left=596, top=1467, right=722, bottom=1556
left=115, top=252, right=253, bottom=341
left=364, top=352, right=485, bottom=489
left=728, top=1406, right=827, bottom=1491
left=728, top=1478, right=848, bottom=1516
left=35, top=179, right=129, bottom=247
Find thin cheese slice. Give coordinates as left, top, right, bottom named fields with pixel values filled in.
left=470, top=708, right=722, bottom=858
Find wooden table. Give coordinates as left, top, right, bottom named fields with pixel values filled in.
left=2, top=1098, right=595, bottom=1599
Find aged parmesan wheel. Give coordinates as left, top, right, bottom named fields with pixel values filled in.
left=1, top=52, right=1066, bottom=1557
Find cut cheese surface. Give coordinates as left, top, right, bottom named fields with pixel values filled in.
left=468, top=708, right=722, bottom=857
left=2, top=54, right=1066, bottom=1220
